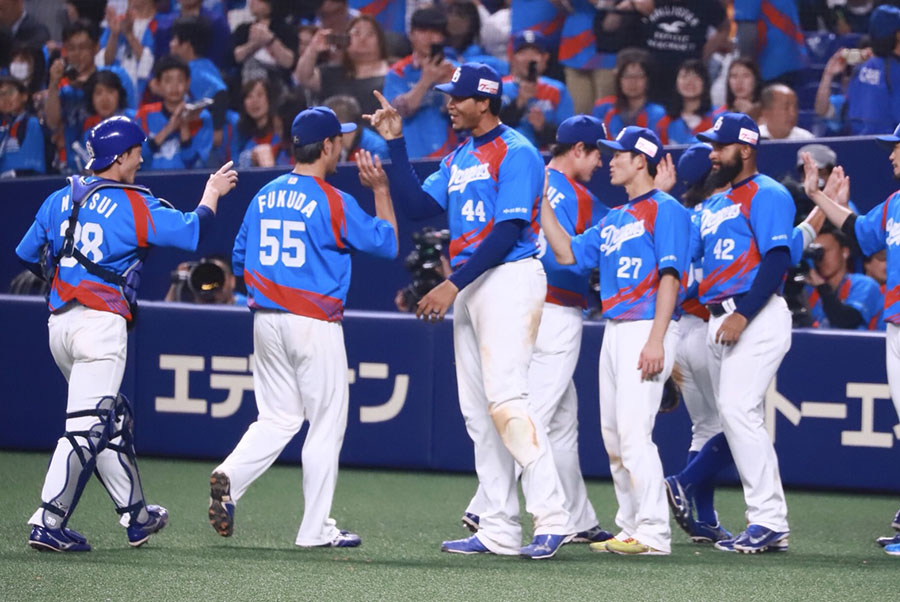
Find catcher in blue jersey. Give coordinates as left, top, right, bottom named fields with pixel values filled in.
left=15, top=116, right=237, bottom=552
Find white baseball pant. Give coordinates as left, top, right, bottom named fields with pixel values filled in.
left=28, top=304, right=140, bottom=528
left=676, top=314, right=720, bottom=452
left=886, top=324, right=900, bottom=421
left=214, top=310, right=349, bottom=546
left=454, top=258, right=570, bottom=554
left=599, top=318, right=680, bottom=553
left=465, top=302, right=600, bottom=534
left=706, top=295, right=791, bottom=532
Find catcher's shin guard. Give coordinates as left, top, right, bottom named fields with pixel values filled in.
left=38, top=395, right=117, bottom=529
left=96, top=394, right=150, bottom=526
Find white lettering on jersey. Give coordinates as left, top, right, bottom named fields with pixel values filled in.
left=600, top=220, right=646, bottom=255
left=700, top=204, right=742, bottom=237
left=886, top=218, right=900, bottom=247
left=61, top=192, right=117, bottom=219
left=859, top=66, right=881, bottom=86
left=256, top=189, right=318, bottom=217
left=448, top=163, right=492, bottom=193
left=547, top=185, right=565, bottom=209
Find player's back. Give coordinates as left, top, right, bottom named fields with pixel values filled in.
left=235, top=173, right=396, bottom=322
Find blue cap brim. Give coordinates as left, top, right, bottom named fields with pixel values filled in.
left=876, top=135, right=900, bottom=149
left=341, top=123, right=357, bottom=134
left=696, top=131, right=721, bottom=144
left=597, top=139, right=627, bottom=154
left=434, top=82, right=458, bottom=95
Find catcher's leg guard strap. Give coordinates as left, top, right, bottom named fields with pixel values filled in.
left=490, top=405, right=541, bottom=468
left=39, top=396, right=117, bottom=528
left=95, top=394, right=149, bottom=526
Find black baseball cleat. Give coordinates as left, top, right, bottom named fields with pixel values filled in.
left=209, top=471, right=235, bottom=537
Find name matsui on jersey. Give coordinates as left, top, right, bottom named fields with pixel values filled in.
left=448, top=163, right=492, bottom=193
left=700, top=204, right=741, bottom=237
left=600, top=220, right=645, bottom=255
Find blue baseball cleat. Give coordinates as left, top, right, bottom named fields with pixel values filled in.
left=127, top=505, right=169, bottom=547
left=892, top=508, right=900, bottom=531
left=570, top=525, right=614, bottom=544
left=317, top=530, right=361, bottom=548
left=209, top=471, right=235, bottom=537
left=885, top=543, right=900, bottom=556
left=519, top=534, right=573, bottom=559
left=877, top=533, right=900, bottom=547
left=461, top=512, right=480, bottom=533
left=441, top=535, right=493, bottom=555
left=690, top=519, right=732, bottom=544
left=729, top=524, right=789, bottom=554
left=664, top=476, right=694, bottom=535
left=28, top=526, right=91, bottom=552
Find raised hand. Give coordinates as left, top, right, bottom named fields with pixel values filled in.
left=206, top=161, right=239, bottom=197
left=363, top=90, right=403, bottom=141
left=653, top=153, right=676, bottom=193
left=800, top=152, right=821, bottom=200
left=356, top=150, right=389, bottom=192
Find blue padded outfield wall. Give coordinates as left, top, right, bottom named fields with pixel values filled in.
left=1, top=296, right=898, bottom=493
left=2, top=136, right=900, bottom=312
left=2, top=137, right=900, bottom=493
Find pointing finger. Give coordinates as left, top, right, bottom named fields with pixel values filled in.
left=373, top=90, right=392, bottom=111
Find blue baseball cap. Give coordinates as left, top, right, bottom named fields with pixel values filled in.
left=697, top=112, right=760, bottom=148
left=677, top=143, right=713, bottom=188
left=435, top=63, right=502, bottom=99
left=870, top=5, right=900, bottom=40
left=513, top=30, right=548, bottom=53
left=876, top=123, right=900, bottom=150
left=556, top=115, right=607, bottom=146
left=291, top=106, right=356, bottom=147
left=597, top=125, right=663, bottom=165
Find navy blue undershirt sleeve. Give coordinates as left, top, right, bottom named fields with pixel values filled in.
left=448, top=220, right=527, bottom=290
left=19, top=257, right=43, bottom=280
left=386, top=137, right=445, bottom=220
left=841, top=213, right=863, bottom=256
left=816, top=283, right=864, bottom=329
left=734, top=246, right=792, bottom=321
left=195, top=205, right=215, bottom=244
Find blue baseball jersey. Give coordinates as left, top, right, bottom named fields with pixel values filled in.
left=570, top=189, right=691, bottom=320
left=136, top=102, right=213, bottom=169
left=698, top=174, right=795, bottom=304
left=655, top=112, right=717, bottom=146
left=734, top=0, right=806, bottom=81
left=559, top=0, right=616, bottom=70
left=0, top=112, right=46, bottom=175
left=805, top=273, right=884, bottom=330
left=501, top=75, right=575, bottom=148
left=592, top=97, right=666, bottom=138
left=188, top=57, right=227, bottom=102
left=383, top=56, right=459, bottom=159
left=511, top=0, right=566, bottom=46
left=98, top=17, right=157, bottom=100
left=854, top=192, right=900, bottom=324
left=234, top=173, right=397, bottom=322
left=540, top=168, right=608, bottom=308
left=349, top=0, right=405, bottom=33
left=422, top=125, right=542, bottom=268
left=15, top=177, right=203, bottom=320
left=845, top=55, right=900, bottom=135
left=682, top=204, right=710, bottom=320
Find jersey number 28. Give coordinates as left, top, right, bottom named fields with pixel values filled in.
left=259, top=219, right=306, bottom=267
left=58, top=221, right=103, bottom=267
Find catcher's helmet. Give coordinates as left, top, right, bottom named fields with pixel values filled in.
left=85, top=115, right=146, bottom=171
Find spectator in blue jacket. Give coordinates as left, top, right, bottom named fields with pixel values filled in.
left=155, top=0, right=234, bottom=71
left=98, top=0, right=159, bottom=101
left=0, top=75, right=45, bottom=176
left=845, top=5, right=900, bottom=135
left=136, top=55, right=213, bottom=169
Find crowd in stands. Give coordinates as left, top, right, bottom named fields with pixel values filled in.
left=0, top=0, right=897, bottom=332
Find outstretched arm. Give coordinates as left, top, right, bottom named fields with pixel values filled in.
left=357, top=149, right=399, bottom=253
left=540, top=170, right=576, bottom=265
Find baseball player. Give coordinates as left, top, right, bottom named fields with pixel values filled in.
left=661, top=144, right=838, bottom=545
left=801, top=124, right=900, bottom=555
left=462, top=115, right=614, bottom=545
left=541, top=125, right=691, bottom=556
left=208, top=107, right=398, bottom=548
left=365, top=63, right=573, bottom=559
left=15, top=115, right=237, bottom=552
left=688, top=113, right=794, bottom=554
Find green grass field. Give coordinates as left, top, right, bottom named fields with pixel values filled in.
left=0, top=450, right=897, bottom=601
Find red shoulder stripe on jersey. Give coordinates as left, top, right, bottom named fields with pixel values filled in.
left=869, top=311, right=882, bottom=330
left=625, top=198, right=658, bottom=236
left=635, top=111, right=648, bottom=128
left=594, top=95, right=616, bottom=108
left=470, top=135, right=509, bottom=181
left=694, top=114, right=714, bottom=135
left=244, top=269, right=344, bottom=321
left=83, top=114, right=102, bottom=132
left=317, top=177, right=347, bottom=250
left=807, top=287, right=820, bottom=311
left=884, top=285, right=900, bottom=323
left=839, top=278, right=852, bottom=301
left=536, top=81, right=561, bottom=105
left=450, top=218, right=495, bottom=259
left=546, top=284, right=586, bottom=308
left=559, top=30, right=593, bottom=61
left=52, top=271, right=132, bottom=319
left=358, top=0, right=390, bottom=15
left=538, top=13, right=565, bottom=36
left=570, top=177, right=593, bottom=235
left=761, top=0, right=804, bottom=44
left=390, top=55, right=414, bottom=76
left=125, top=189, right=156, bottom=247
left=656, top=115, right=673, bottom=145
left=882, top=196, right=893, bottom=230
left=726, top=179, right=759, bottom=220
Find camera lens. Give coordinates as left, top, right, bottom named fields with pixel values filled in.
left=189, top=262, right=226, bottom=301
